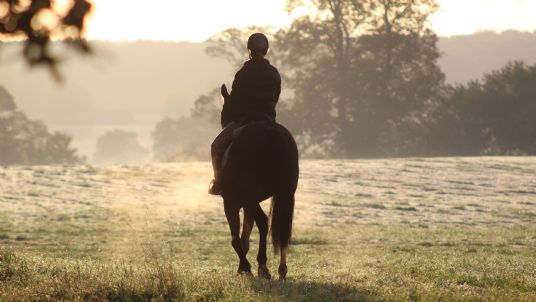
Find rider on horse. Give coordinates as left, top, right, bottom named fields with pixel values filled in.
left=209, top=33, right=282, bottom=195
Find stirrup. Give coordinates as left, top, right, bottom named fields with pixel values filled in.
left=208, top=179, right=222, bottom=195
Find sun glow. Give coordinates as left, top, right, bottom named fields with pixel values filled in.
left=85, top=0, right=292, bottom=41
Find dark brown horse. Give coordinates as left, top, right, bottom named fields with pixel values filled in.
left=218, top=86, right=299, bottom=280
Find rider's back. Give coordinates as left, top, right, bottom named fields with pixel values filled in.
left=226, top=58, right=281, bottom=122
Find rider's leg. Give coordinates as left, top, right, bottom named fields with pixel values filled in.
left=209, top=121, right=239, bottom=195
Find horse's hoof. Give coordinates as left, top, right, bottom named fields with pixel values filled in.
left=258, top=266, right=271, bottom=279
left=237, top=259, right=252, bottom=276
left=237, top=269, right=253, bottom=276
left=278, top=264, right=287, bottom=281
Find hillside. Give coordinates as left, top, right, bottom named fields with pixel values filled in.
left=1, top=31, right=535, bottom=158
left=439, top=30, right=536, bottom=83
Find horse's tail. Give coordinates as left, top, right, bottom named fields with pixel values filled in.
left=269, top=124, right=299, bottom=254
left=270, top=190, right=295, bottom=254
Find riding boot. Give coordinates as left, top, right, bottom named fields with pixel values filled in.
left=208, top=155, right=223, bottom=195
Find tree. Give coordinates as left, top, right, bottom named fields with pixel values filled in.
left=191, top=87, right=223, bottom=126
left=152, top=116, right=218, bottom=162
left=0, top=85, right=83, bottom=165
left=279, top=0, right=444, bottom=157
left=279, top=0, right=372, bottom=155
left=481, top=62, right=536, bottom=154
left=428, top=61, right=536, bottom=155
left=0, top=0, right=92, bottom=79
left=93, top=130, right=149, bottom=164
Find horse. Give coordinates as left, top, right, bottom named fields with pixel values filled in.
left=217, top=85, right=299, bottom=280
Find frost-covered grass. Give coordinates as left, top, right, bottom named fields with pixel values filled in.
left=1, top=158, right=536, bottom=301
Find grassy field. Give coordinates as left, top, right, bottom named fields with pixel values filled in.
left=1, top=158, right=536, bottom=301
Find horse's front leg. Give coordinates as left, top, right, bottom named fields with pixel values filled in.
left=252, top=204, right=271, bottom=279
left=224, top=200, right=251, bottom=275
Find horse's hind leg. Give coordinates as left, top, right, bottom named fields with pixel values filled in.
left=224, top=201, right=251, bottom=275
left=278, top=247, right=288, bottom=280
left=251, top=204, right=271, bottom=279
left=241, top=208, right=254, bottom=255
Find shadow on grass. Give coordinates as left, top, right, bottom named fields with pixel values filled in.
left=291, top=237, right=330, bottom=245
left=247, top=277, right=379, bottom=302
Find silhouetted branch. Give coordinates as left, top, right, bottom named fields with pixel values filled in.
left=0, top=0, right=93, bottom=80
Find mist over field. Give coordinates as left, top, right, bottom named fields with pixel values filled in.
left=1, top=158, right=535, bottom=300
left=2, top=31, right=536, bottom=161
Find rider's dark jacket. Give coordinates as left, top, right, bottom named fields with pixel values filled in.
left=221, top=58, right=281, bottom=127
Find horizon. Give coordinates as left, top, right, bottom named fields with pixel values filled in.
left=82, top=28, right=536, bottom=43
left=3, top=28, right=535, bottom=45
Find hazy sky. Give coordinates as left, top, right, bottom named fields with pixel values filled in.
left=84, top=0, right=536, bottom=41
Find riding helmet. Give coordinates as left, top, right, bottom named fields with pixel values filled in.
left=247, top=33, right=269, bottom=51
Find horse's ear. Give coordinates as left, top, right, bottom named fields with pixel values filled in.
left=221, top=84, right=230, bottom=103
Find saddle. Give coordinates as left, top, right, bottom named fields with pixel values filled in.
left=221, top=116, right=274, bottom=169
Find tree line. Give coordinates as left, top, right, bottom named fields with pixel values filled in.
left=154, top=0, right=536, bottom=159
